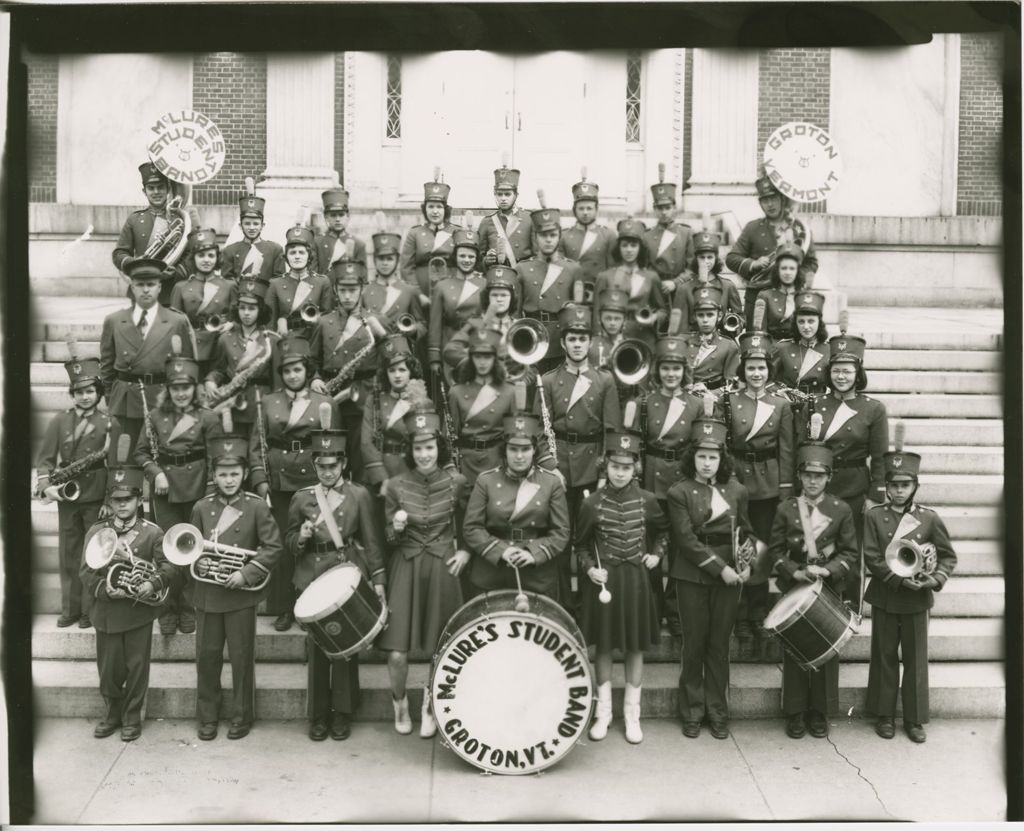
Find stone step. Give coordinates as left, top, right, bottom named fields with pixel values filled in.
left=866, top=349, right=1001, bottom=371
left=31, top=614, right=1004, bottom=664
left=869, top=371, right=999, bottom=395
left=874, top=394, right=1002, bottom=419
left=32, top=276, right=127, bottom=298
left=898, top=419, right=1003, bottom=447
left=915, top=475, right=1002, bottom=506
left=30, top=658, right=1005, bottom=719
left=857, top=331, right=1001, bottom=352
left=908, top=447, right=1003, bottom=476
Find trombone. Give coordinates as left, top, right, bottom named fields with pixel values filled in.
left=85, top=527, right=169, bottom=606
left=162, top=523, right=268, bottom=591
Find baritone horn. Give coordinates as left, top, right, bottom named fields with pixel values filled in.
left=610, top=338, right=652, bottom=387
left=884, top=538, right=938, bottom=581
left=85, top=527, right=169, bottom=606
left=506, top=318, right=549, bottom=367
left=162, top=523, right=268, bottom=591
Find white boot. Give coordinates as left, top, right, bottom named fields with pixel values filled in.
left=588, top=681, right=613, bottom=741
left=392, top=694, right=413, bottom=735
left=623, top=683, right=643, bottom=744
left=419, top=686, right=437, bottom=738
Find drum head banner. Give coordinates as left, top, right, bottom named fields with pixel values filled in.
left=147, top=110, right=226, bottom=185
left=763, top=122, right=843, bottom=203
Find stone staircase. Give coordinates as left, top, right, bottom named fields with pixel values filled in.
left=28, top=216, right=1004, bottom=721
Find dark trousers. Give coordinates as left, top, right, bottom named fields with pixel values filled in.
left=559, top=484, right=590, bottom=615
left=151, top=496, right=196, bottom=617
left=652, top=499, right=680, bottom=634
left=267, top=490, right=297, bottom=615
left=738, top=496, right=778, bottom=626
left=96, top=623, right=153, bottom=727
left=341, top=411, right=364, bottom=484
left=675, top=579, right=742, bottom=723
left=866, top=606, right=930, bottom=724
left=306, top=636, right=361, bottom=718
left=58, top=499, right=101, bottom=619
left=839, top=492, right=866, bottom=598
left=195, top=605, right=257, bottom=725
left=743, top=288, right=761, bottom=331
left=782, top=650, right=840, bottom=716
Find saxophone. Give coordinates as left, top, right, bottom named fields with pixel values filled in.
left=37, top=433, right=111, bottom=502
left=325, top=311, right=381, bottom=400
left=207, top=335, right=274, bottom=411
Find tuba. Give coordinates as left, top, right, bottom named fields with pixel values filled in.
left=609, top=339, right=652, bottom=387
left=506, top=318, right=549, bottom=367
left=162, top=523, right=268, bottom=591
left=85, top=527, right=169, bottom=606
left=884, top=538, right=938, bottom=582
left=142, top=184, right=192, bottom=269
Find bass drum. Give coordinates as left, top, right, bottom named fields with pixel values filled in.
left=293, top=563, right=388, bottom=660
left=763, top=580, right=857, bottom=671
left=430, top=590, right=594, bottom=775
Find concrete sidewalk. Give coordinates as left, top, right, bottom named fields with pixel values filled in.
left=32, top=717, right=1006, bottom=823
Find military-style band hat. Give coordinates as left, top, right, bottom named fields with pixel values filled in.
left=467, top=324, right=503, bottom=355
left=797, top=441, right=833, bottom=474
left=616, top=218, right=646, bottom=240
left=107, top=465, right=145, bottom=498
left=494, top=166, right=521, bottom=191
left=65, top=356, right=102, bottom=391
left=423, top=181, right=451, bottom=204
left=310, top=429, right=348, bottom=462
left=755, top=175, right=781, bottom=199
left=239, top=194, right=266, bottom=219
left=372, top=232, right=402, bottom=257
left=572, top=179, right=599, bottom=203
left=379, top=334, right=414, bottom=368
left=452, top=228, right=480, bottom=250
left=597, top=288, right=629, bottom=314
left=331, top=260, right=366, bottom=287
left=693, top=285, right=724, bottom=311
left=123, top=257, right=166, bottom=282
left=165, top=355, right=201, bottom=385
left=321, top=188, right=350, bottom=212
left=503, top=412, right=543, bottom=442
left=191, top=227, right=219, bottom=252
left=403, top=409, right=442, bottom=442
left=738, top=331, right=773, bottom=361
left=828, top=334, right=866, bottom=364
left=237, top=278, right=270, bottom=304
left=690, top=417, right=728, bottom=451
left=605, top=431, right=642, bottom=463
left=654, top=335, right=688, bottom=365
left=285, top=226, right=316, bottom=249
left=651, top=180, right=677, bottom=206
left=278, top=333, right=312, bottom=366
left=775, top=242, right=804, bottom=265
left=559, top=302, right=592, bottom=333
left=796, top=291, right=826, bottom=316
left=694, top=231, right=720, bottom=255
left=484, top=265, right=516, bottom=293
left=884, top=450, right=921, bottom=481
left=208, top=435, right=248, bottom=467
left=139, top=162, right=167, bottom=186
left=530, top=208, right=562, bottom=234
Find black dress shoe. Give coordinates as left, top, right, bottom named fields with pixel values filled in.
left=78, top=615, right=92, bottom=629
left=682, top=721, right=701, bottom=738
left=198, top=722, right=218, bottom=741
left=807, top=710, right=829, bottom=738
left=904, top=722, right=927, bottom=743
left=227, top=722, right=251, bottom=740
left=309, top=718, right=329, bottom=741
left=273, top=612, right=294, bottom=632
left=94, top=719, right=120, bottom=738
left=121, top=724, right=142, bottom=742
left=331, top=712, right=351, bottom=741
left=708, top=720, right=730, bottom=740
left=786, top=713, right=806, bottom=739
left=875, top=716, right=896, bottom=739
left=56, top=615, right=78, bottom=628
left=177, top=610, right=196, bottom=634
left=158, top=613, right=178, bottom=635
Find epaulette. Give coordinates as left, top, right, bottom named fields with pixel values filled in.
left=829, top=498, right=843, bottom=508
left=167, top=306, right=189, bottom=317
left=914, top=503, right=936, bottom=515
left=297, top=483, right=318, bottom=493
left=535, top=467, right=562, bottom=481
left=244, top=491, right=263, bottom=500
left=140, top=518, right=161, bottom=530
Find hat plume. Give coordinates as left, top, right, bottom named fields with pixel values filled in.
left=536, top=189, right=546, bottom=209
left=702, top=392, right=715, bottom=418
left=463, top=209, right=476, bottom=232
left=66, top=336, right=80, bottom=361
left=374, top=210, right=388, bottom=234
left=753, top=298, right=766, bottom=332
left=116, top=433, right=132, bottom=465
left=513, top=381, right=527, bottom=412
left=580, top=166, right=587, bottom=182
left=170, top=334, right=182, bottom=356
left=622, top=399, right=638, bottom=431
left=657, top=162, right=666, bottom=184
left=893, top=420, right=905, bottom=453
left=808, top=412, right=823, bottom=442
left=221, top=408, right=234, bottom=434
left=244, top=177, right=255, bottom=197
left=667, top=308, right=682, bottom=336
left=319, top=402, right=332, bottom=431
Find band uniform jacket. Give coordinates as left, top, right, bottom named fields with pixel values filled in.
left=100, top=304, right=196, bottom=419
left=134, top=404, right=223, bottom=502
left=770, top=494, right=858, bottom=595
left=188, top=492, right=284, bottom=612
left=477, top=209, right=533, bottom=266
left=400, top=221, right=460, bottom=298
left=448, top=380, right=518, bottom=485
left=726, top=389, right=795, bottom=499
left=112, top=208, right=166, bottom=272
left=665, top=476, right=754, bottom=585
left=310, top=308, right=389, bottom=417
left=558, top=223, right=617, bottom=283
left=675, top=273, right=744, bottom=330
left=641, top=221, right=694, bottom=279
left=360, top=390, right=414, bottom=487
left=169, top=275, right=238, bottom=361
left=36, top=408, right=113, bottom=502
left=725, top=217, right=819, bottom=293
left=384, top=468, right=469, bottom=561
left=221, top=238, right=286, bottom=284
left=863, top=502, right=957, bottom=614
left=81, top=517, right=179, bottom=633
left=640, top=390, right=704, bottom=500
left=773, top=339, right=830, bottom=394
left=535, top=364, right=622, bottom=489
left=205, top=328, right=282, bottom=427
left=684, top=331, right=740, bottom=389
left=593, top=266, right=667, bottom=350
left=811, top=393, right=889, bottom=503
left=247, top=390, right=341, bottom=493
left=312, top=230, right=368, bottom=274
left=361, top=280, right=427, bottom=341
left=428, top=274, right=486, bottom=365
left=463, top=465, right=570, bottom=594
left=286, top=481, right=386, bottom=591
left=756, top=287, right=803, bottom=342
left=442, top=314, right=517, bottom=370
left=515, top=254, right=585, bottom=361
left=265, top=271, right=334, bottom=328
left=574, top=482, right=670, bottom=573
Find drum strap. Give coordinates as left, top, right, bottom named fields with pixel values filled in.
left=314, top=485, right=346, bottom=551
left=796, top=498, right=820, bottom=563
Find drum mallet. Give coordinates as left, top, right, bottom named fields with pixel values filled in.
left=513, top=565, right=529, bottom=613
left=583, top=488, right=612, bottom=605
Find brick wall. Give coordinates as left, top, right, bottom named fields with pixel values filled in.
left=26, top=51, right=58, bottom=202
left=957, top=34, right=1003, bottom=216
left=191, top=53, right=268, bottom=206
left=756, top=48, right=831, bottom=212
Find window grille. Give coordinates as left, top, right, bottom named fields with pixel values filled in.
left=386, top=55, right=402, bottom=140
left=625, top=52, right=642, bottom=143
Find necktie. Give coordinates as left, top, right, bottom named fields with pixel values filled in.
left=498, top=214, right=509, bottom=229
left=73, top=412, right=91, bottom=441
left=783, top=290, right=795, bottom=320
left=137, top=309, right=149, bottom=338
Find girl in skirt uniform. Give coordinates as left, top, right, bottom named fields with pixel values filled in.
left=772, top=290, right=830, bottom=398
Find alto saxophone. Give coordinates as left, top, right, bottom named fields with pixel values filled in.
left=38, top=434, right=111, bottom=502
left=207, top=336, right=274, bottom=411
left=325, top=311, right=379, bottom=398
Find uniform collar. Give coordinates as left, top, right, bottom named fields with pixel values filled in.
left=74, top=405, right=98, bottom=419
left=564, top=360, right=591, bottom=376
left=285, top=389, right=310, bottom=401
left=801, top=492, right=825, bottom=507
left=504, top=464, right=534, bottom=482
left=111, top=516, right=138, bottom=533
left=132, top=303, right=160, bottom=325
left=217, top=492, right=243, bottom=506
left=832, top=390, right=857, bottom=402
left=288, top=270, right=310, bottom=282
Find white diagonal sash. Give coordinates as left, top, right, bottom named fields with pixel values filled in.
left=330, top=237, right=346, bottom=267
left=510, top=479, right=541, bottom=521
left=539, top=263, right=563, bottom=297
left=196, top=281, right=219, bottom=314
left=823, top=401, right=857, bottom=441
left=708, top=487, right=730, bottom=522
left=567, top=374, right=592, bottom=411
left=286, top=398, right=312, bottom=429
left=74, top=419, right=95, bottom=441
left=797, top=346, right=824, bottom=381
left=808, top=502, right=830, bottom=539
left=493, top=215, right=518, bottom=267
left=629, top=273, right=645, bottom=300
left=235, top=335, right=264, bottom=373
left=466, top=383, right=499, bottom=420
left=166, top=412, right=198, bottom=444
left=240, top=245, right=264, bottom=278
left=213, top=503, right=244, bottom=537
left=893, top=511, right=922, bottom=541
left=656, top=228, right=676, bottom=259
left=431, top=230, right=452, bottom=252
left=381, top=285, right=402, bottom=315
left=745, top=399, right=776, bottom=441
left=330, top=314, right=363, bottom=356
left=579, top=228, right=598, bottom=258
left=385, top=397, right=410, bottom=429
left=695, top=342, right=717, bottom=367
left=656, top=396, right=685, bottom=441
left=290, top=279, right=313, bottom=313
left=314, top=485, right=345, bottom=550
left=456, top=279, right=481, bottom=309
left=505, top=213, right=520, bottom=239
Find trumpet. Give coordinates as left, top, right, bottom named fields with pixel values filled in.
left=204, top=313, right=226, bottom=332
left=634, top=306, right=657, bottom=327
left=300, top=303, right=321, bottom=326
left=884, top=538, right=938, bottom=582
left=162, top=522, right=268, bottom=591
left=720, top=311, right=743, bottom=338
left=85, top=527, right=169, bottom=606
left=610, top=339, right=652, bottom=387
left=396, top=313, right=417, bottom=336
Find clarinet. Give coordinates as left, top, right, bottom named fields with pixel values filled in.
left=137, top=380, right=160, bottom=456
left=254, top=387, right=272, bottom=507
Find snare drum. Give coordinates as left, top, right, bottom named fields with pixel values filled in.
left=293, top=564, right=388, bottom=661
left=763, top=580, right=857, bottom=671
left=430, top=590, right=594, bottom=775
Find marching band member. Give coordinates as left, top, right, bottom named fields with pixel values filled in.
left=463, top=400, right=569, bottom=601
left=683, top=286, right=740, bottom=393
left=266, top=225, right=334, bottom=338
left=312, top=187, right=367, bottom=274
left=80, top=437, right=178, bottom=741
left=726, top=172, right=819, bottom=330
left=169, top=228, right=237, bottom=378
left=769, top=423, right=857, bottom=739
left=558, top=169, right=617, bottom=283
left=133, top=337, right=223, bottom=634
left=755, top=243, right=808, bottom=342
left=287, top=414, right=385, bottom=741
left=221, top=181, right=286, bottom=284
left=249, top=334, right=340, bottom=631
left=772, top=290, right=831, bottom=398
left=577, top=418, right=669, bottom=745
left=360, top=336, right=425, bottom=493
left=725, top=329, right=795, bottom=648
left=190, top=433, right=284, bottom=741
left=479, top=160, right=532, bottom=267
left=516, top=194, right=586, bottom=374
left=674, top=231, right=743, bottom=333
left=535, top=303, right=622, bottom=607
left=35, top=343, right=113, bottom=628
left=642, top=162, right=694, bottom=288
left=666, top=399, right=756, bottom=740
left=588, top=287, right=629, bottom=366
left=99, top=257, right=196, bottom=459
left=865, top=429, right=957, bottom=744
left=447, top=322, right=517, bottom=486
left=400, top=170, right=458, bottom=300
left=362, top=219, right=427, bottom=342
left=428, top=226, right=485, bottom=377
left=442, top=266, right=520, bottom=371
left=204, top=277, right=281, bottom=442
left=593, top=218, right=667, bottom=352
left=378, top=406, right=470, bottom=738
